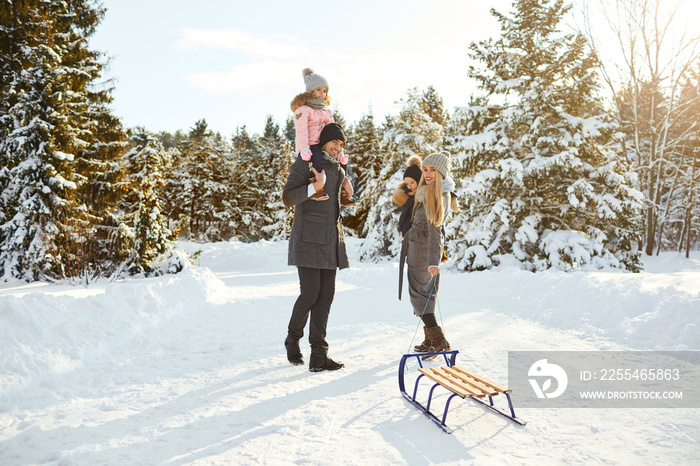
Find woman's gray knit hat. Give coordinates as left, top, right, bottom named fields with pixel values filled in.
left=422, top=151, right=451, bottom=178
left=303, top=68, right=329, bottom=92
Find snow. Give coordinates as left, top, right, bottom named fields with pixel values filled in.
left=495, top=78, right=525, bottom=92
left=1, top=238, right=699, bottom=464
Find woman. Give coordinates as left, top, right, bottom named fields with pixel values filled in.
left=401, top=151, right=456, bottom=353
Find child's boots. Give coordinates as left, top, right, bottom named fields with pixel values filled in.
left=341, top=189, right=356, bottom=207
left=309, top=177, right=329, bottom=201
left=340, top=177, right=356, bottom=207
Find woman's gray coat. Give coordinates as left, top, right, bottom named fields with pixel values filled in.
left=282, top=153, right=349, bottom=270
left=406, top=192, right=450, bottom=271
left=399, top=179, right=454, bottom=316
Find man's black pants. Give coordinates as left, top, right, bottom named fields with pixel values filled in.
left=287, top=266, right=336, bottom=351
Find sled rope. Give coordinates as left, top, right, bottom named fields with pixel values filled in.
left=436, top=286, right=446, bottom=333
left=407, top=274, right=438, bottom=354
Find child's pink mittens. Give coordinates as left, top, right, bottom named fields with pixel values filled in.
left=339, top=151, right=349, bottom=165
left=299, top=148, right=312, bottom=161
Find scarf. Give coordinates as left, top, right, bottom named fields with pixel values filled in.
left=417, top=176, right=456, bottom=203
left=305, top=98, right=327, bottom=110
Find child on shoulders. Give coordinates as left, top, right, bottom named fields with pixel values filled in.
left=290, top=68, right=355, bottom=206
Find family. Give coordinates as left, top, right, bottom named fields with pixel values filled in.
left=282, top=69, right=456, bottom=372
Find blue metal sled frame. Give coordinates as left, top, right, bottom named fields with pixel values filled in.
left=398, top=351, right=526, bottom=433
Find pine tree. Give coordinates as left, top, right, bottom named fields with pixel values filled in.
left=360, top=87, right=448, bottom=260
left=444, top=95, right=494, bottom=180
left=231, top=125, right=267, bottom=241
left=332, top=105, right=349, bottom=136
left=161, top=144, right=187, bottom=235
left=284, top=116, right=295, bottom=144
left=164, top=120, right=231, bottom=241
left=343, top=109, right=381, bottom=234
left=449, top=0, right=643, bottom=272
left=208, top=130, right=236, bottom=240
left=0, top=0, right=125, bottom=280
left=157, top=129, right=186, bottom=149
left=259, top=115, right=294, bottom=240
left=120, top=131, right=176, bottom=273
left=55, top=2, right=127, bottom=274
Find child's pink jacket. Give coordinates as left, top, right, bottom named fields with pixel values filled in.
left=291, top=92, right=335, bottom=158
left=290, top=92, right=348, bottom=165
left=293, top=105, right=334, bottom=155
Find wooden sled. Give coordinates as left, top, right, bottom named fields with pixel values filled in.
left=398, top=350, right=526, bottom=433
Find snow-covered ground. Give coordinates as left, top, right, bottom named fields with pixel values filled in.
left=1, top=239, right=699, bottom=465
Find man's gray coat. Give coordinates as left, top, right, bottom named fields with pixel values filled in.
left=282, top=153, right=349, bottom=270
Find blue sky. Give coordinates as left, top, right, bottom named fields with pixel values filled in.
left=89, top=0, right=700, bottom=137
left=89, top=0, right=513, bottom=136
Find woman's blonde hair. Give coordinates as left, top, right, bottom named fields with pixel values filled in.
left=413, top=168, right=445, bottom=227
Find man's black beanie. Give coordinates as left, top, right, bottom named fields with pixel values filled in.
left=319, top=122, right=346, bottom=149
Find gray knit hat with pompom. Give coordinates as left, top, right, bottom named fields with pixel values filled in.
left=422, top=151, right=451, bottom=178
left=303, top=68, right=329, bottom=92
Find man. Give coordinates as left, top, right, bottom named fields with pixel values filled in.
left=282, top=123, right=349, bottom=372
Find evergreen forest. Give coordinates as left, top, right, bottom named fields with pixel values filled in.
left=1, top=0, right=698, bottom=281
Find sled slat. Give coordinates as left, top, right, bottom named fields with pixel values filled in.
left=441, top=366, right=498, bottom=396
left=431, top=367, right=486, bottom=398
left=418, top=368, right=471, bottom=398
left=452, top=366, right=510, bottom=393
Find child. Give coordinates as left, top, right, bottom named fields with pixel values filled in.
left=393, top=155, right=423, bottom=238
left=290, top=68, right=355, bottom=206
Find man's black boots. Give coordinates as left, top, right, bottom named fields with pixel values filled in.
left=285, top=337, right=304, bottom=365
left=309, top=350, right=344, bottom=372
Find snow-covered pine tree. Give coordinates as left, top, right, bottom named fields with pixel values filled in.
left=119, top=131, right=176, bottom=273
left=331, top=105, right=349, bottom=138
left=157, top=130, right=186, bottom=149
left=343, top=109, right=382, bottom=234
left=418, top=85, right=450, bottom=130
left=259, top=115, right=294, bottom=240
left=207, top=130, right=237, bottom=240
left=284, top=116, right=295, bottom=144
left=444, top=96, right=494, bottom=179
left=53, top=3, right=128, bottom=275
left=164, top=120, right=231, bottom=241
left=0, top=0, right=124, bottom=280
left=360, top=86, right=447, bottom=260
left=448, top=0, right=643, bottom=272
left=231, top=125, right=269, bottom=241
left=324, top=106, right=359, bottom=232
left=161, top=143, right=186, bottom=234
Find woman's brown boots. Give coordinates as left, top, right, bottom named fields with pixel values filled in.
left=414, top=325, right=450, bottom=353
left=414, top=326, right=431, bottom=352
